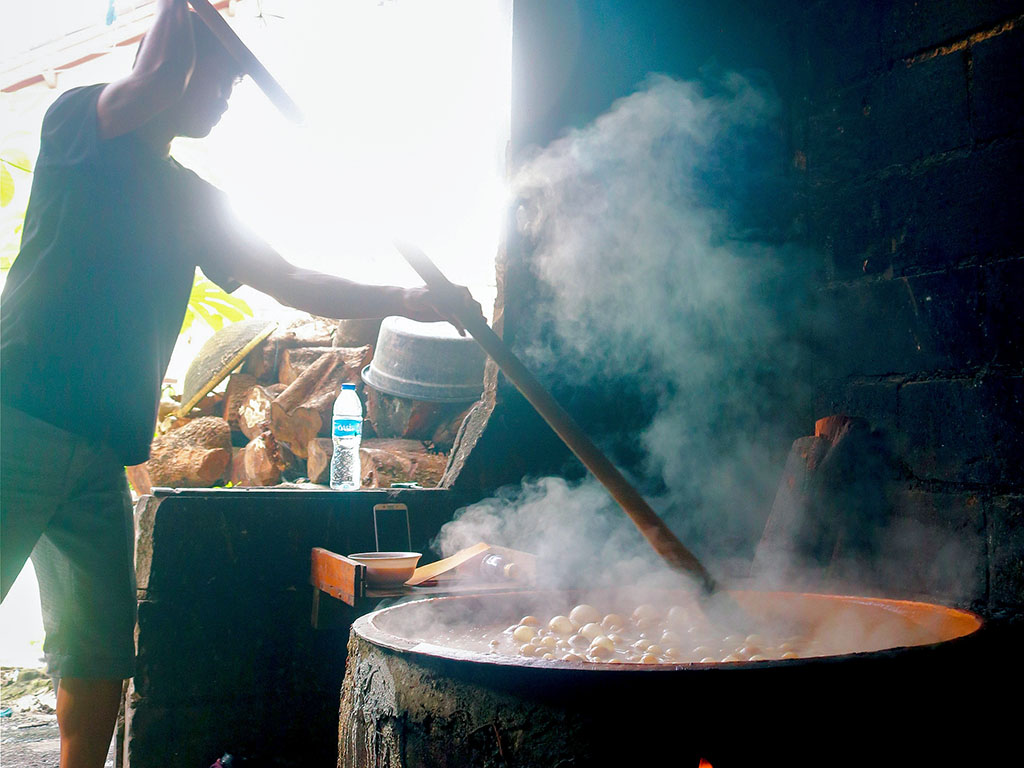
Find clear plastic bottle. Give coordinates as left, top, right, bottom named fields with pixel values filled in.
left=330, top=383, right=362, bottom=490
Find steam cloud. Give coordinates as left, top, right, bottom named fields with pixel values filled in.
left=438, top=73, right=818, bottom=573
left=435, top=73, right=975, bottom=603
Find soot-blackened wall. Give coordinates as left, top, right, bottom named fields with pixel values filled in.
left=451, top=0, right=1023, bottom=617
left=800, top=1, right=1023, bottom=615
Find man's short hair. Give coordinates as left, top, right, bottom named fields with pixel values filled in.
left=134, top=10, right=242, bottom=76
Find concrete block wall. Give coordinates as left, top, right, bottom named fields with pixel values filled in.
left=800, top=1, right=1024, bottom=615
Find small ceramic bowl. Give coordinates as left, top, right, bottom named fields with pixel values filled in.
left=348, top=552, right=422, bottom=586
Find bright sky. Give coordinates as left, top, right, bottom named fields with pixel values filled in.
left=0, top=0, right=512, bottom=666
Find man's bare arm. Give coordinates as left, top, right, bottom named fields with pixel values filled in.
left=228, top=239, right=482, bottom=331
left=97, top=0, right=195, bottom=140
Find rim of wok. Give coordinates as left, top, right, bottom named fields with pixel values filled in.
left=352, top=589, right=984, bottom=672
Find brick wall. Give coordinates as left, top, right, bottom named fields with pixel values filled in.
left=455, top=0, right=1022, bottom=616
left=800, top=1, right=1024, bottom=615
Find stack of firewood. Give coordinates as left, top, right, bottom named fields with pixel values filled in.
left=127, top=315, right=457, bottom=493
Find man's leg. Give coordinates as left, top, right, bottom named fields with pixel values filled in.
left=56, top=677, right=124, bottom=768
left=30, top=436, right=137, bottom=768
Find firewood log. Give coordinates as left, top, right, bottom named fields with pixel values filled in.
left=238, top=385, right=276, bottom=441
left=278, top=345, right=372, bottom=386
left=274, top=352, right=339, bottom=412
left=242, top=313, right=337, bottom=381
left=125, top=463, right=153, bottom=496
left=307, top=437, right=334, bottom=484
left=231, top=430, right=291, bottom=486
left=223, top=373, right=259, bottom=428
left=270, top=352, right=353, bottom=457
left=270, top=402, right=323, bottom=458
left=365, top=388, right=472, bottom=449
left=359, top=438, right=448, bottom=489
left=141, top=416, right=233, bottom=490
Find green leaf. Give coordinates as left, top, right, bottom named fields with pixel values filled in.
left=1, top=150, right=32, bottom=173
left=192, top=301, right=224, bottom=331
left=179, top=272, right=254, bottom=335
left=205, top=302, right=245, bottom=323
left=0, top=165, right=13, bottom=207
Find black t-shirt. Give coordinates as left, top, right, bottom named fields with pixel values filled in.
left=1, top=84, right=245, bottom=465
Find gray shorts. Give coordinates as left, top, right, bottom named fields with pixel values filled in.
left=1, top=404, right=136, bottom=680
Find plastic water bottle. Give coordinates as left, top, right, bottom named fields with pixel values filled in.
left=330, top=384, right=362, bottom=490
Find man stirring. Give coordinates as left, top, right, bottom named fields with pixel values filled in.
left=0, top=2, right=481, bottom=765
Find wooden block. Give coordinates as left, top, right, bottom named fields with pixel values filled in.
left=359, top=438, right=448, bottom=489
left=365, top=388, right=471, bottom=449
left=222, top=373, right=258, bottom=428
left=814, top=414, right=868, bottom=443
left=279, top=346, right=372, bottom=386
left=310, top=547, right=365, bottom=606
left=230, top=431, right=290, bottom=486
left=237, top=385, right=276, bottom=441
left=126, top=463, right=153, bottom=496
left=243, top=314, right=337, bottom=381
left=307, top=437, right=333, bottom=484
left=144, top=417, right=233, bottom=488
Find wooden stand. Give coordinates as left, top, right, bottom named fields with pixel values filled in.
left=309, top=547, right=533, bottom=623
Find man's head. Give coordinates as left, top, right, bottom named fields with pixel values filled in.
left=137, top=11, right=244, bottom=138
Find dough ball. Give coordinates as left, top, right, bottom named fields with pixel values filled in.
left=512, top=625, right=537, bottom=644
left=632, top=604, right=660, bottom=622
left=660, top=631, right=683, bottom=646
left=569, top=604, right=601, bottom=627
left=568, top=634, right=590, bottom=650
left=548, top=616, right=575, bottom=636
left=602, top=613, right=627, bottom=631
left=666, top=605, right=690, bottom=626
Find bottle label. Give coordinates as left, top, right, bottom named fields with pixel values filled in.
left=333, top=417, right=362, bottom=439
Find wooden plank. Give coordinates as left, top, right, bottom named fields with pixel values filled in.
left=405, top=542, right=490, bottom=586
left=310, top=547, right=365, bottom=606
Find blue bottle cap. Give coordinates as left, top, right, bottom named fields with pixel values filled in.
left=342, top=383, right=356, bottom=390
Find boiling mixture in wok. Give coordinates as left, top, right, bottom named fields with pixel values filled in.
left=485, top=602, right=823, bottom=664
left=375, top=591, right=972, bottom=665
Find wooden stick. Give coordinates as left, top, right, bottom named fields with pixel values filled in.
left=188, top=0, right=303, bottom=123
left=394, top=241, right=719, bottom=595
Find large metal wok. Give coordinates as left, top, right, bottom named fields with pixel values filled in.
left=341, top=589, right=987, bottom=767
left=354, top=589, right=981, bottom=670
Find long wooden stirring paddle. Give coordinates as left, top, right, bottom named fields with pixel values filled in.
left=395, top=241, right=721, bottom=596
left=188, top=0, right=303, bottom=123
